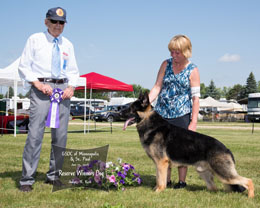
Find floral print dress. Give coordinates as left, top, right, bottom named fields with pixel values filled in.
left=155, top=58, right=197, bottom=119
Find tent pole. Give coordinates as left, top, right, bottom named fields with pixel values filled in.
left=88, top=88, right=92, bottom=133
left=94, top=98, right=96, bottom=132
left=14, top=80, right=17, bottom=137
left=83, top=79, right=87, bottom=134
left=4, top=87, right=8, bottom=116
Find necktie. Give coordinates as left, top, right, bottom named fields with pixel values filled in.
left=51, top=38, right=61, bottom=77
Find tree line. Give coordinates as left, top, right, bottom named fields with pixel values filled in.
left=201, top=72, right=260, bottom=100
left=1, top=72, right=259, bottom=101
left=112, top=72, right=260, bottom=101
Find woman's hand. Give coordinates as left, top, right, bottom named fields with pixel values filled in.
left=188, top=121, right=197, bottom=132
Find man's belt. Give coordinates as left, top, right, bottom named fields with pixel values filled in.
left=38, top=78, right=68, bottom=84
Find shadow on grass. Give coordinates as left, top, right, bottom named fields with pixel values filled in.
left=0, top=171, right=111, bottom=192
left=186, top=184, right=207, bottom=192
left=140, top=174, right=210, bottom=192
left=0, top=171, right=220, bottom=194
left=141, top=174, right=236, bottom=196
left=140, top=174, right=156, bottom=188
left=0, top=171, right=46, bottom=188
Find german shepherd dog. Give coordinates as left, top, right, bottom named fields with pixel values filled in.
left=122, top=92, right=254, bottom=198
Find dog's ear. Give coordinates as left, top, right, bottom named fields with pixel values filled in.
left=141, top=91, right=150, bottom=107
left=138, top=91, right=143, bottom=100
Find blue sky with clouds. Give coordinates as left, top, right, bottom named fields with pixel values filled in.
left=1, top=0, right=260, bottom=90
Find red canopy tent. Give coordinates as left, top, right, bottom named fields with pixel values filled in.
left=75, top=72, right=133, bottom=133
left=76, top=72, right=133, bottom=92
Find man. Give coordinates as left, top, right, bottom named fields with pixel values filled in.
left=18, top=7, right=79, bottom=192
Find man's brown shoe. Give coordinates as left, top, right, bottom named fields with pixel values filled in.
left=20, top=185, right=33, bottom=192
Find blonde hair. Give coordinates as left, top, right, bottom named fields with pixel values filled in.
left=168, top=35, right=192, bottom=58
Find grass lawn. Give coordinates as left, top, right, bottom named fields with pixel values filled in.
left=0, top=121, right=259, bottom=208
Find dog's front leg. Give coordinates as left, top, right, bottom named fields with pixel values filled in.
left=154, top=157, right=169, bottom=192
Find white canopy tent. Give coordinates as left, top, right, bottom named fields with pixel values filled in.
left=0, top=58, right=23, bottom=87
left=199, top=96, right=243, bottom=112
left=221, top=102, right=243, bottom=112
left=0, top=58, right=23, bottom=137
left=0, top=58, right=87, bottom=136
left=200, top=96, right=227, bottom=108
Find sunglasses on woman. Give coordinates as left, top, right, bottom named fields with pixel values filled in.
left=49, top=19, right=65, bottom=25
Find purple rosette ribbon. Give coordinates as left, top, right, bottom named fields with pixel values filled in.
left=46, top=88, right=63, bottom=128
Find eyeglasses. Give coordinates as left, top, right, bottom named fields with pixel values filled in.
left=49, top=19, right=65, bottom=25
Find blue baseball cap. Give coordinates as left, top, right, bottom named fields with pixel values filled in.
left=46, top=7, right=67, bottom=22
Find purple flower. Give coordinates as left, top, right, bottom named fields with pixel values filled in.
left=86, top=160, right=142, bottom=190
left=82, top=165, right=89, bottom=172
left=117, top=171, right=125, bottom=179
left=123, top=164, right=130, bottom=172
left=99, top=161, right=106, bottom=171
left=133, top=173, right=140, bottom=177
left=94, top=174, right=101, bottom=184
left=137, top=178, right=141, bottom=184
left=88, top=160, right=98, bottom=168
left=76, top=165, right=88, bottom=177
left=92, top=160, right=99, bottom=164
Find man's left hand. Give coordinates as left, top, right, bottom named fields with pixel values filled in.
left=62, top=86, right=75, bottom=100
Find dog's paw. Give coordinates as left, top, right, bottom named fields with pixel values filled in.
left=153, top=185, right=165, bottom=193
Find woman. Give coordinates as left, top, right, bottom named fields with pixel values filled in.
left=149, top=34, right=200, bottom=189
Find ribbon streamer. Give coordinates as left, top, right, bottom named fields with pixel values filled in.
left=46, top=88, right=63, bottom=128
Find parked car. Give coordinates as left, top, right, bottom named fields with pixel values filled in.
left=93, top=103, right=131, bottom=122
left=70, top=104, right=93, bottom=120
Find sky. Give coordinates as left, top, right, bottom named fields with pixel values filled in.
left=1, top=0, right=260, bottom=91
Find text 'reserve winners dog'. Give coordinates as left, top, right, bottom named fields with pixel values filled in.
left=121, top=92, right=254, bottom=198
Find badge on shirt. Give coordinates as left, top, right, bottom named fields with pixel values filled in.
left=63, top=52, right=69, bottom=70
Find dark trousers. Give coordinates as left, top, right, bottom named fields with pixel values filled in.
left=164, top=113, right=191, bottom=129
